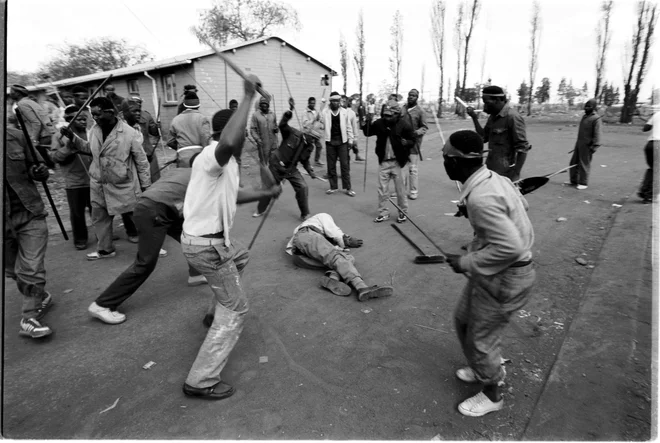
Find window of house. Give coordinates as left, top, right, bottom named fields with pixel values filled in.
left=163, top=74, right=177, bottom=102
left=127, top=79, right=140, bottom=96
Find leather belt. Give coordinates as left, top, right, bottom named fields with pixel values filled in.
left=298, top=225, right=323, bottom=235
left=181, top=231, right=224, bottom=246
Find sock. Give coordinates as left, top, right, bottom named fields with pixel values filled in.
left=325, top=270, right=340, bottom=281
left=483, top=384, right=501, bottom=402
left=351, top=277, right=368, bottom=290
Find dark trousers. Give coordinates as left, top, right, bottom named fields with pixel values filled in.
left=569, top=144, right=593, bottom=186
left=326, top=142, right=351, bottom=190
left=121, top=213, right=138, bottom=237
left=96, top=198, right=200, bottom=310
left=256, top=165, right=310, bottom=217
left=313, top=139, right=323, bottom=163
left=65, top=187, right=91, bottom=246
left=639, top=140, right=656, bottom=200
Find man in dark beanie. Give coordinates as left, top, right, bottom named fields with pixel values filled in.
left=362, top=99, right=415, bottom=223
left=254, top=97, right=319, bottom=221
left=466, top=86, right=530, bottom=181
left=177, top=85, right=199, bottom=115
left=9, top=84, right=56, bottom=167
left=51, top=105, right=92, bottom=250
left=566, top=98, right=601, bottom=190
left=71, top=86, right=94, bottom=129
left=442, top=129, right=535, bottom=417
left=103, top=84, right=124, bottom=113
left=167, top=91, right=212, bottom=168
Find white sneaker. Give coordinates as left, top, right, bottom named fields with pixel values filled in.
left=458, top=391, right=504, bottom=417
left=188, top=275, right=208, bottom=286
left=159, top=249, right=168, bottom=257
left=252, top=211, right=265, bottom=217
left=456, top=366, right=506, bottom=385
left=88, top=302, right=126, bottom=324
left=576, top=185, right=588, bottom=190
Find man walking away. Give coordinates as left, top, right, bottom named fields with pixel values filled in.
left=180, top=74, right=282, bottom=400
left=6, top=114, right=54, bottom=339
left=442, top=130, right=535, bottom=417
left=566, top=99, right=602, bottom=190
left=402, top=89, right=428, bottom=200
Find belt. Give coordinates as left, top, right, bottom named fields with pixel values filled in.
left=178, top=145, right=203, bottom=153
left=510, top=259, right=532, bottom=268
left=298, top=225, right=324, bottom=235
left=181, top=231, right=224, bottom=246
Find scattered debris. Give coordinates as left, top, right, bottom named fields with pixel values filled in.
left=587, top=265, right=595, bottom=269
left=518, top=310, right=531, bottom=318
left=63, top=289, right=73, bottom=294
left=142, top=361, right=156, bottom=370
left=361, top=308, right=372, bottom=314
left=501, top=358, right=512, bottom=364
left=556, top=217, right=567, bottom=222
left=600, top=165, right=607, bottom=167
left=599, top=227, right=605, bottom=230
left=414, top=324, right=448, bottom=333
left=575, top=257, right=588, bottom=266
left=612, top=204, right=622, bottom=208
left=431, top=434, right=443, bottom=440
left=583, top=200, right=590, bottom=204
left=451, top=200, right=459, bottom=204
left=444, top=212, right=456, bottom=216
left=259, top=356, right=268, bottom=363
left=99, top=397, right=121, bottom=414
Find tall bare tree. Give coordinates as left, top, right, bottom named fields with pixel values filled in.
left=595, top=0, right=614, bottom=101
left=353, top=10, right=366, bottom=105
left=339, top=33, right=348, bottom=96
left=431, top=0, right=447, bottom=116
left=389, top=10, right=404, bottom=97
left=621, top=0, right=657, bottom=123
left=453, top=3, right=464, bottom=110
left=460, top=0, right=481, bottom=97
left=527, top=1, right=541, bottom=116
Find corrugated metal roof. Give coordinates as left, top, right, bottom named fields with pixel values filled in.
left=24, top=36, right=336, bottom=91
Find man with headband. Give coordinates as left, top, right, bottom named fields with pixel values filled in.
left=121, top=98, right=161, bottom=182
left=466, top=86, right=530, bottom=181
left=442, top=130, right=536, bottom=417
left=402, top=89, right=428, bottom=200
left=361, top=99, right=415, bottom=223
left=167, top=91, right=212, bottom=168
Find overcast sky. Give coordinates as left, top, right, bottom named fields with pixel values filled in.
left=7, top=0, right=658, bottom=103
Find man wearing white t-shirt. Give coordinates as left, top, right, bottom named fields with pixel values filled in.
left=180, top=75, right=282, bottom=400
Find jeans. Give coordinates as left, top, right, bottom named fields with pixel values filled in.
left=291, top=228, right=363, bottom=287
left=91, top=204, right=138, bottom=253
left=326, top=142, right=351, bottom=190
left=66, top=187, right=92, bottom=247
left=95, top=199, right=200, bottom=310
left=454, top=264, right=536, bottom=385
left=403, top=153, right=420, bottom=198
left=181, top=233, right=250, bottom=388
left=313, top=139, right=324, bottom=163
left=256, top=166, right=310, bottom=217
left=378, top=161, right=407, bottom=216
left=569, top=145, right=593, bottom=186
left=4, top=209, right=49, bottom=319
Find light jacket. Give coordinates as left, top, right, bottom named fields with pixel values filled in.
left=250, top=110, right=279, bottom=163
left=15, top=97, right=55, bottom=144
left=71, top=119, right=151, bottom=216
left=51, top=129, right=92, bottom=189
left=321, top=107, right=354, bottom=144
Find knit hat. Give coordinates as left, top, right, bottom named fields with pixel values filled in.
left=63, top=104, right=80, bottom=115
left=212, top=109, right=233, bottom=135
left=10, top=84, right=29, bottom=96
left=329, top=91, right=341, bottom=101
left=585, top=98, right=597, bottom=110
left=120, top=98, right=141, bottom=114
left=382, top=99, right=401, bottom=116
left=184, top=84, right=197, bottom=92
left=183, top=91, right=200, bottom=108
left=482, top=85, right=506, bottom=96
left=259, top=96, right=270, bottom=105
left=443, top=130, right=484, bottom=158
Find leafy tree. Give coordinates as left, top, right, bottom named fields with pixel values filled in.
left=8, top=71, right=40, bottom=86
left=534, top=77, right=551, bottom=103
left=38, top=37, right=152, bottom=81
left=600, top=82, right=621, bottom=106
left=192, top=0, right=301, bottom=47
left=565, top=80, right=579, bottom=106
left=517, top=81, right=530, bottom=105
left=557, top=77, right=568, bottom=104
left=581, top=81, right=589, bottom=99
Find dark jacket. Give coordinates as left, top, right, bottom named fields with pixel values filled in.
left=269, top=110, right=314, bottom=176
left=5, top=127, right=46, bottom=217
left=362, top=117, right=415, bottom=168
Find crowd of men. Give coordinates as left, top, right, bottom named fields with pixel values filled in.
left=5, top=74, right=656, bottom=418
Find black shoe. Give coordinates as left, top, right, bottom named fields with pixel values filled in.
left=203, top=314, right=214, bottom=328
left=358, top=285, right=394, bottom=302
left=183, top=381, right=235, bottom=400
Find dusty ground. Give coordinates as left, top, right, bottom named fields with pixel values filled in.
left=3, top=115, right=654, bottom=440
